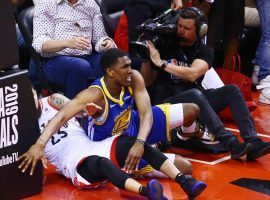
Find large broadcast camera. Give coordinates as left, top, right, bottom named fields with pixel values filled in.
left=129, top=9, right=180, bottom=61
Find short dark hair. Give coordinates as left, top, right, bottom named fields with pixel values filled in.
left=100, top=48, right=127, bottom=73
left=178, top=8, right=206, bottom=36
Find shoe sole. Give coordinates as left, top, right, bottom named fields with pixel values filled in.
left=190, top=181, right=207, bottom=198
left=147, top=179, right=168, bottom=200
left=247, top=145, right=270, bottom=161
left=177, top=133, right=220, bottom=145
left=231, top=143, right=253, bottom=160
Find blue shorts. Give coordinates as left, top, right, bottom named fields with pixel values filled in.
left=124, top=104, right=170, bottom=144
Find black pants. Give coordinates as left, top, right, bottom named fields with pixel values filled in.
left=159, top=84, right=259, bottom=148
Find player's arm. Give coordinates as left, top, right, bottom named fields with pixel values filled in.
left=49, top=93, right=71, bottom=109
left=38, top=89, right=96, bottom=142
left=18, top=88, right=102, bottom=175
left=132, top=70, right=153, bottom=142
left=40, top=87, right=103, bottom=143
left=124, top=70, right=153, bottom=174
left=49, top=93, right=101, bottom=116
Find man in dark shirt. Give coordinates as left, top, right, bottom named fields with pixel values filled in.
left=147, top=7, right=270, bottom=160
left=125, top=0, right=183, bottom=86
left=126, top=0, right=183, bottom=47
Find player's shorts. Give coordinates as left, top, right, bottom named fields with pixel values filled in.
left=126, top=103, right=183, bottom=144
left=46, top=133, right=118, bottom=189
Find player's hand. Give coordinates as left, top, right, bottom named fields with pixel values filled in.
left=84, top=103, right=102, bottom=116
left=102, top=39, right=115, bottom=51
left=171, top=0, right=183, bottom=11
left=124, top=141, right=144, bottom=174
left=18, top=142, right=47, bottom=175
left=146, top=40, right=162, bottom=67
left=68, top=37, right=90, bottom=50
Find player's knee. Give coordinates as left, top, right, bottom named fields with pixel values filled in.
left=174, top=155, right=193, bottom=175
left=183, top=103, right=200, bottom=124
left=99, top=157, right=110, bottom=165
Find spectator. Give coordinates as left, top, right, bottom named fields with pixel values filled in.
left=32, top=0, right=116, bottom=98
left=254, top=0, right=270, bottom=105
left=146, top=7, right=270, bottom=160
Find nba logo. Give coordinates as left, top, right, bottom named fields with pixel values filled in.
left=167, top=59, right=179, bottom=80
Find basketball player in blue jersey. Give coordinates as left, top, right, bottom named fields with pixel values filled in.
left=30, top=48, right=201, bottom=174
left=86, top=48, right=202, bottom=173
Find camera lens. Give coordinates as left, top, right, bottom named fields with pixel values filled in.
left=129, top=41, right=149, bottom=61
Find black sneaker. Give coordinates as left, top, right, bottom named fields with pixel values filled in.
left=179, top=175, right=207, bottom=198
left=173, top=122, right=219, bottom=145
left=230, top=142, right=253, bottom=159
left=247, top=141, right=270, bottom=161
left=147, top=179, right=168, bottom=200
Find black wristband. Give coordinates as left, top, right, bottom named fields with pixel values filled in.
left=135, top=138, right=146, bottom=145
left=160, top=60, right=167, bottom=71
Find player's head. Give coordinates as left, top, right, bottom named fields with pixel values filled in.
left=100, top=48, right=132, bottom=86
left=100, top=48, right=128, bottom=73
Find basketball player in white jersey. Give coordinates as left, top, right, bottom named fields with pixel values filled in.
left=18, top=91, right=207, bottom=198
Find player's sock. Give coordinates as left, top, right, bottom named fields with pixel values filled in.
left=181, top=122, right=196, bottom=134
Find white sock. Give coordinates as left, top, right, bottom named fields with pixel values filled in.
left=181, top=122, right=196, bottom=133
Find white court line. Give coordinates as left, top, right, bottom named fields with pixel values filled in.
left=185, top=158, right=213, bottom=165
left=210, top=156, right=231, bottom=165
left=185, top=156, right=231, bottom=165
left=225, top=127, right=270, bottom=139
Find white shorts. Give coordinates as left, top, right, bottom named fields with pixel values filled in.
left=168, top=103, right=184, bottom=129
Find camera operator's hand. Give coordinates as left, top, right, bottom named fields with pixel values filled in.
left=146, top=41, right=163, bottom=68
left=171, top=0, right=183, bottom=11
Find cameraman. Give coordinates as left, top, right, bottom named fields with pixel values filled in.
left=126, top=0, right=183, bottom=43
left=125, top=0, right=183, bottom=86
left=147, top=7, right=270, bottom=160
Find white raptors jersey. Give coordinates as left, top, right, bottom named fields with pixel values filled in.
left=39, top=97, right=118, bottom=188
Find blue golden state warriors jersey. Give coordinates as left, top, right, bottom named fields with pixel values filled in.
left=89, top=77, right=136, bottom=141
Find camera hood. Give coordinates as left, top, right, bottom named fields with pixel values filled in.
left=129, top=41, right=149, bottom=61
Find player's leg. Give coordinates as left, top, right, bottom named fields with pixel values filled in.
left=173, top=154, right=193, bottom=175
left=115, top=135, right=206, bottom=198
left=144, top=103, right=199, bottom=144
left=169, top=103, right=200, bottom=135
left=169, top=103, right=218, bottom=146
left=77, top=155, right=167, bottom=199
left=142, top=154, right=192, bottom=178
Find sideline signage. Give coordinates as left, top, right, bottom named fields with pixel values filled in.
left=0, top=70, right=42, bottom=199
